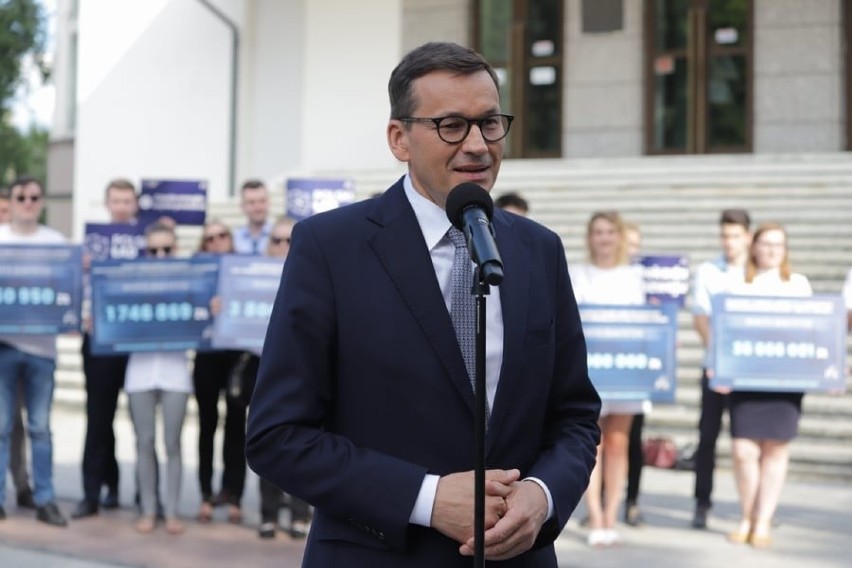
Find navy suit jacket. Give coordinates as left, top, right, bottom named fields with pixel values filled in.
left=246, top=178, right=600, bottom=567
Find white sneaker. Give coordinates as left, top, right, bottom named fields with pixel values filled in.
left=587, top=529, right=608, bottom=547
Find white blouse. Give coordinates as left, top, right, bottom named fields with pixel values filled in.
left=731, top=268, right=812, bottom=298
left=569, top=263, right=646, bottom=306
left=124, top=351, right=192, bottom=394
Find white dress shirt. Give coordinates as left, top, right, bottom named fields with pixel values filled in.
left=401, top=176, right=553, bottom=527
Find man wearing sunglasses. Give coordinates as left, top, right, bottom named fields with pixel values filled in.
left=247, top=42, right=600, bottom=566
left=0, top=177, right=68, bottom=526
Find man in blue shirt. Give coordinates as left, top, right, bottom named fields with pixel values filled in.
left=233, top=180, right=272, bottom=255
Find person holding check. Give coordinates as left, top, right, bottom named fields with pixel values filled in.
left=720, top=223, right=811, bottom=548
left=246, top=41, right=600, bottom=566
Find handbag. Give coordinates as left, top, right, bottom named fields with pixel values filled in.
left=642, top=436, right=678, bottom=469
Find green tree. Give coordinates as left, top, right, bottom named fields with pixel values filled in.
left=0, top=0, right=49, bottom=184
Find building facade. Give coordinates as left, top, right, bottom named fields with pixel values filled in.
left=47, top=0, right=849, bottom=237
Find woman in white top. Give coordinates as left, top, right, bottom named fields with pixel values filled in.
left=125, top=222, right=192, bottom=535
left=570, top=211, right=645, bottom=547
left=723, top=223, right=811, bottom=548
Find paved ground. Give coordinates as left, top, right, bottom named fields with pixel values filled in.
left=1, top=405, right=850, bottom=567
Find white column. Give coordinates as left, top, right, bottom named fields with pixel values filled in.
left=300, top=0, right=403, bottom=172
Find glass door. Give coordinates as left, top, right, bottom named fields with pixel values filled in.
left=475, top=0, right=564, bottom=158
left=645, top=0, right=752, bottom=154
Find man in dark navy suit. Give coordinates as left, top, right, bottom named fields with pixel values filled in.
left=246, top=41, right=600, bottom=567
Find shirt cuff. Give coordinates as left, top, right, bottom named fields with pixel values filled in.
left=523, top=477, right=554, bottom=520
left=409, top=473, right=440, bottom=526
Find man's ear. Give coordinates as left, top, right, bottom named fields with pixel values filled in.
left=387, top=120, right=410, bottom=162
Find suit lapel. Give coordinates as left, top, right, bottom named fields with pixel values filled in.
left=487, top=212, right=531, bottom=453
left=367, top=181, right=476, bottom=415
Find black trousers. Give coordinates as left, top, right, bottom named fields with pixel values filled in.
left=80, top=333, right=128, bottom=504
left=193, top=350, right=246, bottom=504
left=626, top=412, right=644, bottom=504
left=694, top=369, right=729, bottom=507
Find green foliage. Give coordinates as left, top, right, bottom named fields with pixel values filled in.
left=0, top=0, right=49, bottom=185
left=1, top=118, right=48, bottom=185
left=0, top=0, right=48, bottom=110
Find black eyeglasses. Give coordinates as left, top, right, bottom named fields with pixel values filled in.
left=203, top=231, right=230, bottom=244
left=270, top=236, right=291, bottom=245
left=397, top=114, right=514, bottom=144
left=146, top=246, right=174, bottom=256
left=15, top=195, right=41, bottom=203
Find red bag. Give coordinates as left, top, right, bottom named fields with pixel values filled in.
left=642, top=436, right=678, bottom=469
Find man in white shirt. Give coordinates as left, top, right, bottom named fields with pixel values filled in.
left=690, top=208, right=751, bottom=529
left=0, top=177, right=68, bottom=526
left=246, top=42, right=600, bottom=567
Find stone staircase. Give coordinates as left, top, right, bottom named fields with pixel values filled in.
left=55, top=153, right=852, bottom=480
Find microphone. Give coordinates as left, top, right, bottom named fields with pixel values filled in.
left=445, top=183, right=504, bottom=285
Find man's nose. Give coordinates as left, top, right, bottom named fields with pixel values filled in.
left=461, top=123, right=489, bottom=153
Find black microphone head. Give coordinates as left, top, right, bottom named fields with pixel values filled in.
left=445, top=183, right=494, bottom=230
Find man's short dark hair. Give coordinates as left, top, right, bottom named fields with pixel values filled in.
left=0, top=187, right=9, bottom=199
left=241, top=179, right=266, bottom=194
left=104, top=178, right=137, bottom=197
left=495, top=192, right=529, bottom=213
left=9, top=176, right=43, bottom=194
left=144, top=220, right=176, bottom=238
left=388, top=42, right=499, bottom=119
left=719, top=208, right=750, bottom=229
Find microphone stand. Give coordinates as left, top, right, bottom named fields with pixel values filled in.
left=472, top=266, right=489, bottom=568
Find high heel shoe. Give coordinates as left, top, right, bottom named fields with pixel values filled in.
left=227, top=504, right=243, bottom=524
left=727, top=519, right=752, bottom=544
left=750, top=520, right=772, bottom=548
left=197, top=501, right=214, bottom=524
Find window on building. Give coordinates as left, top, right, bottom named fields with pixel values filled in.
left=644, top=0, right=753, bottom=154
left=475, top=0, right=564, bottom=158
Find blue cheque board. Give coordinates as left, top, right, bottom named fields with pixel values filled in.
left=211, top=254, right=284, bottom=353
left=579, top=303, right=678, bottom=403
left=0, top=245, right=83, bottom=334
left=711, top=294, right=847, bottom=393
left=90, top=256, right=219, bottom=354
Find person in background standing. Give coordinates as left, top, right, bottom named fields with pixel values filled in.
left=252, top=217, right=313, bottom=540
left=193, top=220, right=245, bottom=525
left=73, top=178, right=139, bottom=519
left=690, top=209, right=752, bottom=529
left=622, top=220, right=649, bottom=527
left=723, top=223, right=811, bottom=548
left=126, top=222, right=191, bottom=535
left=494, top=191, right=529, bottom=216
left=233, top=180, right=272, bottom=255
left=0, top=176, right=68, bottom=526
left=0, top=186, right=35, bottom=511
left=571, top=211, right=645, bottom=547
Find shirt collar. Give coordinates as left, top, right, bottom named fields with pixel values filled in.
left=403, top=174, right=452, bottom=251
